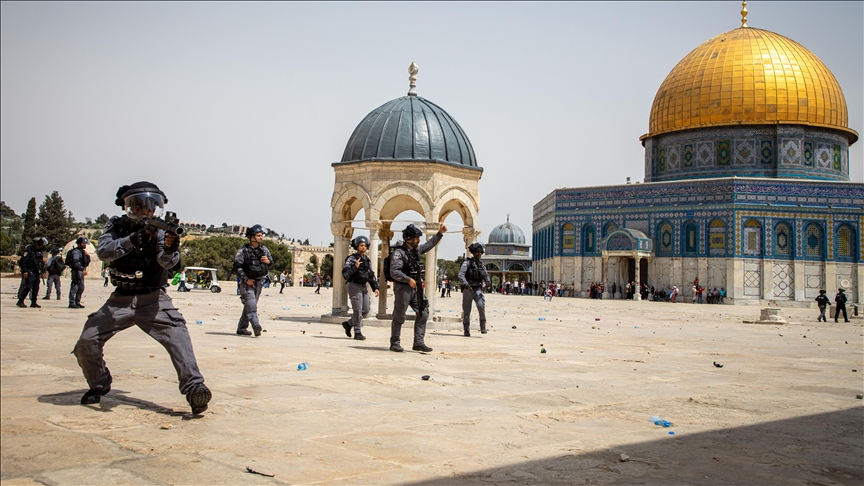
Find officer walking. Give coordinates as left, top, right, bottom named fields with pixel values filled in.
left=458, top=242, right=491, bottom=336
left=73, top=181, right=210, bottom=414
left=44, top=248, right=66, bottom=300
left=341, top=235, right=379, bottom=340
left=388, top=223, right=446, bottom=352
left=67, top=237, right=91, bottom=309
left=835, top=288, right=849, bottom=323
left=16, top=237, right=48, bottom=308
left=234, top=224, right=274, bottom=337
left=815, top=290, right=830, bottom=322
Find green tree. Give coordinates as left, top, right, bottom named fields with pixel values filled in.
left=437, top=256, right=464, bottom=284
left=37, top=191, right=78, bottom=249
left=20, top=197, right=38, bottom=251
left=305, top=254, right=319, bottom=274
left=320, top=254, right=334, bottom=280
left=0, top=201, right=17, bottom=218
left=95, top=214, right=110, bottom=225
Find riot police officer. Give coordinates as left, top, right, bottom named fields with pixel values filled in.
left=73, top=182, right=210, bottom=415
left=341, top=235, right=379, bottom=340
left=388, top=223, right=446, bottom=352
left=233, top=224, right=274, bottom=337
left=16, top=237, right=48, bottom=308
left=458, top=242, right=491, bottom=336
left=67, top=237, right=91, bottom=308
left=44, top=248, right=65, bottom=300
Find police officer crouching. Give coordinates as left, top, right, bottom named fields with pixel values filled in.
left=73, top=182, right=211, bottom=414
left=234, top=224, right=274, bottom=337
left=388, top=223, right=446, bottom=352
left=67, top=237, right=91, bottom=308
left=342, top=235, right=379, bottom=340
left=458, top=242, right=491, bottom=336
left=44, top=248, right=66, bottom=301
left=16, top=237, right=48, bottom=308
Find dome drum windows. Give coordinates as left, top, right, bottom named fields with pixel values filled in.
left=773, top=222, right=794, bottom=259
left=743, top=219, right=763, bottom=256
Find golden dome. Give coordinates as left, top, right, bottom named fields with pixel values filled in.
left=645, top=27, right=857, bottom=143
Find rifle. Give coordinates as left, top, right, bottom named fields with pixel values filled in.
left=143, top=211, right=185, bottom=236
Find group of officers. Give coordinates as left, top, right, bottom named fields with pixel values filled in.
left=15, top=236, right=91, bottom=309
left=13, top=180, right=492, bottom=416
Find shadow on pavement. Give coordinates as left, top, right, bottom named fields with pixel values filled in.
left=38, top=389, right=195, bottom=418
left=406, top=407, right=864, bottom=485
left=274, top=316, right=322, bottom=323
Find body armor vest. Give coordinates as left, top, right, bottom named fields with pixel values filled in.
left=109, top=217, right=173, bottom=293
left=348, top=254, right=374, bottom=284
left=466, top=259, right=484, bottom=286
left=243, top=245, right=268, bottom=279
left=402, top=246, right=423, bottom=281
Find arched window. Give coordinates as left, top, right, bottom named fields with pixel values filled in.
left=774, top=222, right=793, bottom=258
left=836, top=225, right=857, bottom=261
left=683, top=221, right=699, bottom=255
left=562, top=223, right=575, bottom=252
left=709, top=219, right=726, bottom=256
left=656, top=221, right=674, bottom=255
left=804, top=223, right=824, bottom=259
left=583, top=224, right=596, bottom=254
left=743, top=219, right=762, bottom=256
left=603, top=222, right=617, bottom=238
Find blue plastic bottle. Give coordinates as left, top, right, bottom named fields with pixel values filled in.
left=297, top=362, right=309, bottom=371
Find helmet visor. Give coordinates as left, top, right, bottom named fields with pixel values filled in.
left=124, top=192, right=165, bottom=220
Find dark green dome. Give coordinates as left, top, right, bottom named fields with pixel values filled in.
left=339, top=96, right=478, bottom=169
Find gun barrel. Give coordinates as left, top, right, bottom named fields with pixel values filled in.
left=146, top=219, right=185, bottom=235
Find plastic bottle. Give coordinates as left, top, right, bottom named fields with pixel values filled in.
left=538, top=317, right=546, bottom=321
left=195, top=320, right=203, bottom=325
left=297, top=362, right=309, bottom=371
left=650, top=415, right=671, bottom=427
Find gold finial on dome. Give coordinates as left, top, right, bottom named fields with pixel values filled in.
left=408, top=62, right=418, bottom=96
left=741, top=1, right=748, bottom=28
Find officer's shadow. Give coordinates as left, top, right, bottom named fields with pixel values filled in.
left=38, top=389, right=201, bottom=419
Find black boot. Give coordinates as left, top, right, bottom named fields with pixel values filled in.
left=236, top=329, right=252, bottom=336
left=16, top=300, right=26, bottom=308
left=354, top=333, right=366, bottom=340
left=186, top=384, right=212, bottom=414
left=464, top=330, right=471, bottom=337
left=81, top=387, right=109, bottom=405
left=30, top=301, right=41, bottom=308
left=342, top=321, right=352, bottom=337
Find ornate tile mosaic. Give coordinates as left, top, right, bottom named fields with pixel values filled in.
left=734, top=139, right=758, bottom=166
left=781, top=139, right=802, bottom=166
left=760, top=140, right=774, bottom=165
left=717, top=140, right=732, bottom=166
left=816, top=143, right=832, bottom=168
left=667, top=145, right=681, bottom=171
left=695, top=141, right=714, bottom=167
left=683, top=144, right=694, bottom=168
left=803, top=141, right=814, bottom=166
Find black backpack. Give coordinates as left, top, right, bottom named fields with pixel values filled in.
left=383, top=248, right=397, bottom=282
left=48, top=257, right=66, bottom=275
left=65, top=249, right=76, bottom=267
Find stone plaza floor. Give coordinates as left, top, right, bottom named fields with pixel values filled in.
left=1, top=277, right=862, bottom=485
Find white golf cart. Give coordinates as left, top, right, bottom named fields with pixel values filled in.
left=185, top=267, right=222, bottom=293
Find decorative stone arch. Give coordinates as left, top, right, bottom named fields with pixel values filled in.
left=331, top=183, right=372, bottom=223
left=835, top=223, right=857, bottom=261
left=773, top=220, right=795, bottom=259
left=369, top=180, right=435, bottom=221
left=599, top=229, right=654, bottom=301
left=682, top=219, right=700, bottom=255
left=655, top=220, right=674, bottom=256
left=803, top=221, right=825, bottom=260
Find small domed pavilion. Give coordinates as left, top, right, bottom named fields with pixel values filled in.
left=484, top=215, right=532, bottom=288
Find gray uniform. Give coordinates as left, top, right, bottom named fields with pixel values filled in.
left=233, top=243, right=274, bottom=333
left=44, top=256, right=64, bottom=299
left=389, top=233, right=443, bottom=347
left=67, top=247, right=90, bottom=306
left=458, top=257, right=491, bottom=332
left=343, top=253, right=379, bottom=334
left=73, top=217, right=205, bottom=395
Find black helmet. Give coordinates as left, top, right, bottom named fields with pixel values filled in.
left=76, top=237, right=90, bottom=245
left=468, top=242, right=485, bottom=254
left=32, top=237, right=48, bottom=248
left=246, top=224, right=265, bottom=238
left=402, top=224, right=423, bottom=239
left=115, top=181, right=168, bottom=220
left=50, top=248, right=61, bottom=255
left=351, top=235, right=370, bottom=250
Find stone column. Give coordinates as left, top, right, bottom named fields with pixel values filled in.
left=424, top=223, right=442, bottom=317
left=366, top=221, right=381, bottom=291
left=633, top=252, right=642, bottom=301
left=793, top=260, right=805, bottom=301
left=601, top=253, right=609, bottom=298
left=377, top=225, right=393, bottom=318
left=330, top=222, right=353, bottom=315
left=462, top=227, right=482, bottom=252
left=762, top=259, right=773, bottom=300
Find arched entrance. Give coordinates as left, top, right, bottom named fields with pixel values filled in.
left=600, top=229, right=654, bottom=300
